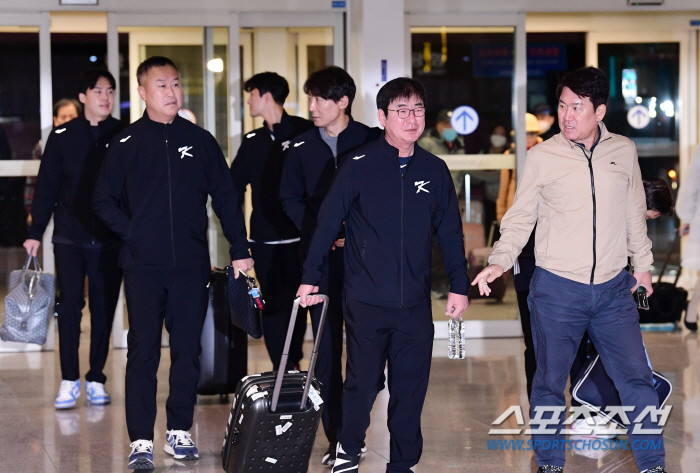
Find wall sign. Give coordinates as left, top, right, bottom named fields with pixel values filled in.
left=627, top=105, right=650, bottom=129
left=450, top=106, right=479, bottom=135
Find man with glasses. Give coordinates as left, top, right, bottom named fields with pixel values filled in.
left=297, top=77, right=469, bottom=473
left=280, top=65, right=380, bottom=467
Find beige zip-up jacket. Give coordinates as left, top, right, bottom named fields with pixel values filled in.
left=488, top=122, right=652, bottom=285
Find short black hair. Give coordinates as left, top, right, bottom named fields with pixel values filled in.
left=136, top=56, right=179, bottom=86
left=643, top=177, right=674, bottom=216
left=78, top=68, right=116, bottom=95
left=53, top=98, right=82, bottom=117
left=556, top=66, right=610, bottom=111
left=304, top=66, right=356, bottom=115
left=244, top=72, right=289, bottom=105
left=376, top=77, right=427, bottom=115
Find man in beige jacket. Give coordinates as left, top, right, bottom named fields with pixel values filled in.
left=472, top=67, right=665, bottom=473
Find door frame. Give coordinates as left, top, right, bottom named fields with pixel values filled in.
left=0, top=13, right=55, bottom=353
left=405, top=12, right=528, bottom=339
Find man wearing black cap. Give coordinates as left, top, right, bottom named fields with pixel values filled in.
left=532, top=102, right=559, bottom=141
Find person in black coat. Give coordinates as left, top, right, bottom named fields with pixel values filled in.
left=298, top=77, right=469, bottom=473
left=230, top=72, right=313, bottom=371
left=24, top=69, right=125, bottom=411
left=279, top=66, right=380, bottom=467
left=93, top=56, right=252, bottom=469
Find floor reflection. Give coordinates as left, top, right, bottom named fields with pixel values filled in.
left=0, top=324, right=698, bottom=472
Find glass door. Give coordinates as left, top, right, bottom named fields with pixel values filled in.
left=0, top=14, right=53, bottom=353
left=588, top=29, right=692, bottom=280
left=407, top=17, right=527, bottom=339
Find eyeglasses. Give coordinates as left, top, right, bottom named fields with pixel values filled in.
left=387, top=107, right=425, bottom=119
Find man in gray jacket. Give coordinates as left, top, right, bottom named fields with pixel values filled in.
left=472, top=67, right=665, bottom=473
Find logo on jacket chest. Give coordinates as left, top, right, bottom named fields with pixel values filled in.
left=178, top=146, right=193, bottom=159
left=415, top=180, right=430, bottom=193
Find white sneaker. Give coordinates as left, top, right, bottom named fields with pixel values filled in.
left=570, top=415, right=619, bottom=439
left=54, top=380, right=80, bottom=409
left=164, top=429, right=199, bottom=460
left=85, top=381, right=111, bottom=405
left=129, top=439, right=154, bottom=470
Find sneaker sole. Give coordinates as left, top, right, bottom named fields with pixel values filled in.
left=164, top=443, right=199, bottom=460
left=87, top=396, right=111, bottom=405
left=129, top=458, right=155, bottom=470
left=54, top=400, right=77, bottom=409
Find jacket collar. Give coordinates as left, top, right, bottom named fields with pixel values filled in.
left=556, top=121, right=612, bottom=150
left=142, top=109, right=183, bottom=130
left=268, top=111, right=295, bottom=142
left=379, top=131, right=423, bottom=166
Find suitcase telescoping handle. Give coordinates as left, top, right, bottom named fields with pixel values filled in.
left=271, top=294, right=329, bottom=413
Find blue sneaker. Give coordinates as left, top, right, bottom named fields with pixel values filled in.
left=128, top=440, right=154, bottom=470
left=85, top=381, right=111, bottom=405
left=164, top=430, right=199, bottom=460
left=54, top=380, right=80, bottom=409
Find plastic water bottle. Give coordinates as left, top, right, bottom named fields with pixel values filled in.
left=448, top=316, right=466, bottom=359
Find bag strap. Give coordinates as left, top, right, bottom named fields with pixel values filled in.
left=654, top=231, right=681, bottom=289
left=270, top=294, right=329, bottom=413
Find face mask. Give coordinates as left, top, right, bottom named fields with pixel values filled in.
left=538, top=120, right=552, bottom=134
left=490, top=134, right=507, bottom=148
left=441, top=128, right=458, bottom=142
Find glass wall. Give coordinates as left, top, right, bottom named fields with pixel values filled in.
left=0, top=28, right=41, bottom=324
left=411, top=26, right=518, bottom=323
left=599, top=42, right=680, bottom=268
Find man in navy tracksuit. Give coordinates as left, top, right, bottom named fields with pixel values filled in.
left=93, top=56, right=252, bottom=470
left=25, top=69, right=125, bottom=409
left=280, top=66, right=380, bottom=466
left=298, top=77, right=469, bottom=473
left=230, top=72, right=313, bottom=371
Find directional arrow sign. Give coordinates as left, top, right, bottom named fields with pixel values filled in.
left=450, top=105, right=479, bottom=135
left=627, top=105, right=650, bottom=130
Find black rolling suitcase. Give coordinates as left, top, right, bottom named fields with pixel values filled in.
left=221, top=295, right=328, bottom=472
left=197, top=268, right=249, bottom=395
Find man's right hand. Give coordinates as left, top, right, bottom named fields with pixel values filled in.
left=470, top=264, right=505, bottom=296
left=23, top=239, right=41, bottom=257
left=296, top=284, right=321, bottom=308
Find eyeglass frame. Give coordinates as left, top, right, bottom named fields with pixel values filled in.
left=386, top=107, right=426, bottom=119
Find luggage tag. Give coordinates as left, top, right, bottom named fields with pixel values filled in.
left=241, top=269, right=266, bottom=310
left=308, top=386, right=324, bottom=411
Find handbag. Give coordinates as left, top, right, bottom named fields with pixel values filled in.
left=226, top=267, right=264, bottom=339
left=570, top=343, right=672, bottom=428
left=1, top=254, right=56, bottom=345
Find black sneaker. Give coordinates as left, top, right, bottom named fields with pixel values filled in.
left=641, top=468, right=667, bottom=473
left=322, top=442, right=337, bottom=466
left=331, top=443, right=360, bottom=473
left=537, top=467, right=563, bottom=473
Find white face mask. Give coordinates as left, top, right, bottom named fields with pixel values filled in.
left=490, top=134, right=507, bottom=148
left=538, top=120, right=552, bottom=134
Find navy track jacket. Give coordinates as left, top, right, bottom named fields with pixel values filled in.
left=29, top=115, right=126, bottom=247
left=230, top=111, right=313, bottom=242
left=93, top=111, right=250, bottom=270
left=280, top=116, right=381, bottom=258
left=302, top=134, right=469, bottom=308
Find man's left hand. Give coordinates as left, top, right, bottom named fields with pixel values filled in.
left=445, top=292, right=469, bottom=319
left=231, top=258, right=255, bottom=278
left=631, top=270, right=653, bottom=296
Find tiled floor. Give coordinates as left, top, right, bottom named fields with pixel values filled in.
left=1, top=327, right=699, bottom=472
